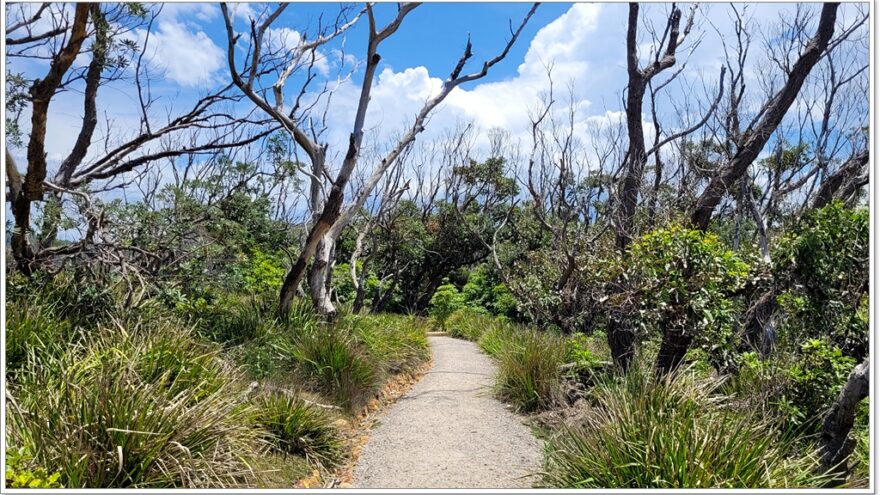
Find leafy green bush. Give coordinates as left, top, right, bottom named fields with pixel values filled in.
left=543, top=364, right=830, bottom=488
left=461, top=264, right=518, bottom=317
left=775, top=202, right=869, bottom=359
left=492, top=329, right=566, bottom=412
left=429, top=283, right=466, bottom=327
left=563, top=332, right=611, bottom=381
left=629, top=225, right=750, bottom=371
left=5, top=448, right=62, bottom=488
left=7, top=321, right=260, bottom=488
left=250, top=391, right=343, bottom=467
left=776, top=338, right=856, bottom=431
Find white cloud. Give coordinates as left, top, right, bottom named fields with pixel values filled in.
left=136, top=17, right=224, bottom=87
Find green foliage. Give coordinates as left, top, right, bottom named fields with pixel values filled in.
left=776, top=339, right=856, bottom=431
left=5, top=299, right=76, bottom=376
left=629, top=225, right=750, bottom=366
left=250, top=392, right=343, bottom=467
left=775, top=202, right=869, bottom=359
left=564, top=332, right=612, bottom=380
left=429, top=283, right=466, bottom=327
left=461, top=264, right=518, bottom=317
left=239, top=249, right=286, bottom=294
left=543, top=364, right=830, bottom=488
left=5, top=448, right=62, bottom=488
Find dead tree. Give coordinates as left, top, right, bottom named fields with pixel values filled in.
left=820, top=358, right=869, bottom=483
left=222, top=2, right=539, bottom=317
left=5, top=4, right=270, bottom=276
left=689, top=3, right=840, bottom=230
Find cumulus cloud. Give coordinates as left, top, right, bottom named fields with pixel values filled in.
left=316, top=4, right=605, bottom=159
left=136, top=15, right=224, bottom=87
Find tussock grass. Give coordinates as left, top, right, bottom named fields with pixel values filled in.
left=542, top=362, right=832, bottom=488
left=7, top=320, right=261, bottom=488
left=490, top=328, right=566, bottom=412
left=444, top=308, right=495, bottom=341
left=250, top=391, right=343, bottom=467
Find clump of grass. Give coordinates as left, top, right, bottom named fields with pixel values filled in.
left=5, top=300, right=76, bottom=377
left=542, top=362, right=831, bottom=488
left=477, top=320, right=520, bottom=357
left=444, top=308, right=494, bottom=341
left=345, top=313, right=430, bottom=375
left=7, top=319, right=261, bottom=488
left=492, top=328, right=566, bottom=412
left=250, top=391, right=343, bottom=467
left=290, top=327, right=379, bottom=413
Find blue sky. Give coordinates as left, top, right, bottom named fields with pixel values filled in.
left=5, top=2, right=870, bottom=186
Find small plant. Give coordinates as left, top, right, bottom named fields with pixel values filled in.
left=5, top=448, right=63, bottom=488
left=250, top=391, right=343, bottom=467
left=429, top=283, right=466, bottom=327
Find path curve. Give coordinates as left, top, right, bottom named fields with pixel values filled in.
left=352, top=335, right=543, bottom=488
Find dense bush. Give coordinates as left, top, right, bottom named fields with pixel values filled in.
left=429, top=283, right=466, bottom=327
left=776, top=338, right=857, bottom=432
left=628, top=225, right=750, bottom=370
left=775, top=202, right=869, bottom=359
left=543, top=364, right=830, bottom=488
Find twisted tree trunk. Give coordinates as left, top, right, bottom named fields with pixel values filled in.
left=820, top=358, right=869, bottom=484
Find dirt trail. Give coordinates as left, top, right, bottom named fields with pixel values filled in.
left=352, top=335, right=543, bottom=488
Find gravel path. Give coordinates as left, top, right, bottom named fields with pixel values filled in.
left=352, top=336, right=543, bottom=488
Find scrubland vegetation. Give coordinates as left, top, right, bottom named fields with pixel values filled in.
left=4, top=0, right=870, bottom=490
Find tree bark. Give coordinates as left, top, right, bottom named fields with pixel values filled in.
left=10, top=4, right=90, bottom=274
left=655, top=321, right=693, bottom=376
left=820, top=358, right=869, bottom=484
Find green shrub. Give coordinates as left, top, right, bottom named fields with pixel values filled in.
left=250, top=391, right=343, bottom=467
left=776, top=338, right=856, bottom=431
left=563, top=332, right=612, bottom=381
left=543, top=364, right=830, bottom=488
left=7, top=322, right=260, bottom=488
left=290, top=327, right=379, bottom=413
left=628, top=225, right=750, bottom=370
left=775, top=202, right=868, bottom=359
left=492, top=329, right=565, bottom=412
left=429, top=283, right=466, bottom=327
